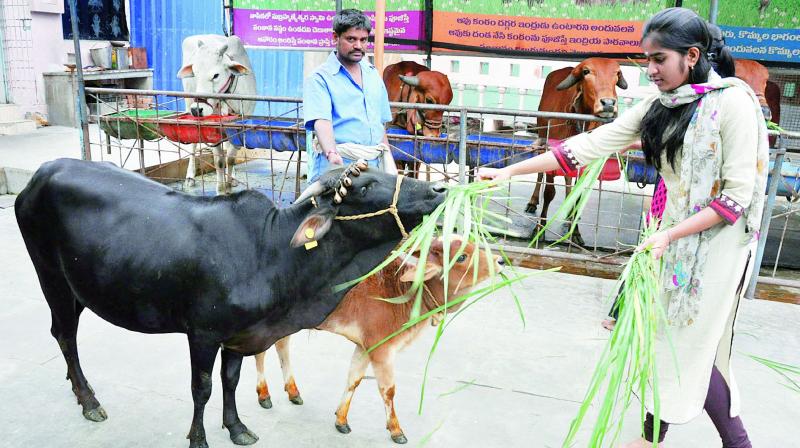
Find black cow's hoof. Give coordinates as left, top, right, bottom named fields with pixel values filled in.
left=82, top=405, right=107, bottom=422
left=229, top=426, right=259, bottom=446
left=525, top=204, right=538, bottom=215
left=335, top=422, right=351, bottom=434
left=391, top=433, right=408, bottom=444
left=189, top=439, right=209, bottom=448
left=258, top=397, right=273, bottom=409
left=289, top=395, right=304, bottom=405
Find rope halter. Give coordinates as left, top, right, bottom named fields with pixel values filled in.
left=335, top=172, right=409, bottom=239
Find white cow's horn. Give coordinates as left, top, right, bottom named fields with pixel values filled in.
left=295, top=180, right=324, bottom=204
left=399, top=75, right=420, bottom=87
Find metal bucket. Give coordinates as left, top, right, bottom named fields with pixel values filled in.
left=90, top=47, right=113, bottom=69
left=115, top=48, right=129, bottom=70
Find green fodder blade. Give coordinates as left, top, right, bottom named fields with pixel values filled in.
left=563, top=218, right=669, bottom=448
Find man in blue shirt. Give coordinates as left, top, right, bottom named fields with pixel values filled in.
left=303, top=9, right=394, bottom=182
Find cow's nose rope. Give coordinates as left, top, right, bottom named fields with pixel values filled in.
left=334, top=174, right=409, bottom=239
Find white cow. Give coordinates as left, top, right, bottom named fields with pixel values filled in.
left=177, top=34, right=257, bottom=194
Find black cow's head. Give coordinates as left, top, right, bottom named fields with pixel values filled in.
left=290, top=163, right=446, bottom=248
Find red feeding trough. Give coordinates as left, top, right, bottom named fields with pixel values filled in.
left=159, top=113, right=238, bottom=145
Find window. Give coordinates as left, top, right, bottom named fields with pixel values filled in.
left=784, top=82, right=796, bottom=98
left=450, top=60, right=460, bottom=73
left=541, top=66, right=552, bottom=78
left=480, top=62, right=490, bottom=75
left=510, top=63, right=520, bottom=77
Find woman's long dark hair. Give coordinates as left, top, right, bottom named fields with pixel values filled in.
left=639, top=8, right=729, bottom=170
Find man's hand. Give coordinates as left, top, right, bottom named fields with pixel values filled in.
left=326, top=151, right=344, bottom=165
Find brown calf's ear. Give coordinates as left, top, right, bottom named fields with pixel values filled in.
left=398, top=254, right=442, bottom=282
left=290, top=212, right=333, bottom=248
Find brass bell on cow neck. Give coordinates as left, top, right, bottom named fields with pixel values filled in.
left=343, top=177, right=352, bottom=187
left=339, top=186, right=348, bottom=197
left=334, top=193, right=342, bottom=204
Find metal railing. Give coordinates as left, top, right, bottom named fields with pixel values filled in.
left=83, top=87, right=800, bottom=297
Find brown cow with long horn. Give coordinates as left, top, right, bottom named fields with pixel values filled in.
left=383, top=61, right=454, bottom=175
left=527, top=58, right=628, bottom=245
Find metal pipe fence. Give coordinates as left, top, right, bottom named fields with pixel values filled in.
left=83, top=87, right=800, bottom=294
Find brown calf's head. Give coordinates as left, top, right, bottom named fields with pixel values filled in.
left=398, top=71, right=454, bottom=137
left=399, top=237, right=503, bottom=305
left=557, top=57, right=628, bottom=120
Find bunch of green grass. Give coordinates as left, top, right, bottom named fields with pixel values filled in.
left=336, top=179, right=557, bottom=411
left=748, top=355, right=800, bottom=394
left=562, top=217, right=669, bottom=448
left=531, top=155, right=614, bottom=245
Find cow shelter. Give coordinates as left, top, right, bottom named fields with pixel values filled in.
left=53, top=0, right=800, bottom=301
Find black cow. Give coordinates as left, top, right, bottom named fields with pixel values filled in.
left=14, top=158, right=445, bottom=448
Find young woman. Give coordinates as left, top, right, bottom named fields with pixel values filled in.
left=600, top=20, right=737, bottom=333
left=479, top=8, right=767, bottom=448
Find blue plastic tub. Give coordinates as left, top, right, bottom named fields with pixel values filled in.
left=768, top=160, right=800, bottom=198
left=454, top=134, right=537, bottom=168
left=226, top=119, right=301, bottom=152
left=386, top=127, right=453, bottom=164
left=624, top=151, right=660, bottom=185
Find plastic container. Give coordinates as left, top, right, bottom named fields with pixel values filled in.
left=624, top=150, right=659, bottom=185
left=100, top=109, right=178, bottom=141
left=768, top=160, right=800, bottom=198
left=225, top=119, right=301, bottom=151
left=159, top=113, right=238, bottom=145
left=453, top=134, right=537, bottom=168
left=385, top=127, right=453, bottom=164
left=90, top=47, right=113, bottom=69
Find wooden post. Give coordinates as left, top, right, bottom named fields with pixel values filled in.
left=374, top=0, right=386, bottom=76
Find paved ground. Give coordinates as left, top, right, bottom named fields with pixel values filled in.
left=1, top=126, right=799, bottom=447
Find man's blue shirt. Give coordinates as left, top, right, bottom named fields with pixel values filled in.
left=303, top=51, right=392, bottom=146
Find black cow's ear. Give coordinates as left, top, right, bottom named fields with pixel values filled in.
left=290, top=211, right=334, bottom=248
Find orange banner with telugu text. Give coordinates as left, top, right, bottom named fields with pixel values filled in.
left=433, top=11, right=645, bottom=54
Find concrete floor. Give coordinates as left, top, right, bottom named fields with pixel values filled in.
left=1, top=126, right=799, bottom=447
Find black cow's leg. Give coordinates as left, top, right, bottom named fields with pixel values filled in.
left=42, top=271, right=106, bottom=422
left=220, top=348, right=258, bottom=445
left=186, top=339, right=219, bottom=448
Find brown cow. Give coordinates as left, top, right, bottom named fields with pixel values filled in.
left=527, top=58, right=628, bottom=245
left=383, top=61, right=454, bottom=175
left=253, top=237, right=502, bottom=444
left=734, top=59, right=774, bottom=121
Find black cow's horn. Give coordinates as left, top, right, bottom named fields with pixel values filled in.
left=399, top=75, right=420, bottom=87
left=295, top=180, right=324, bottom=204
left=556, top=74, right=579, bottom=91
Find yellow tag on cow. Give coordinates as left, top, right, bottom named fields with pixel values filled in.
left=304, top=228, right=315, bottom=239
left=304, top=240, right=318, bottom=250
left=415, top=123, right=422, bottom=131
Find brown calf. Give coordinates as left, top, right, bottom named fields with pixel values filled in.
left=254, top=238, right=502, bottom=444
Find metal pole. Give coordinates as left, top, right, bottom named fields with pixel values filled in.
left=745, top=146, right=786, bottom=299
left=458, top=108, right=467, bottom=185
left=709, top=0, right=719, bottom=24
left=336, top=0, right=342, bottom=13
left=374, top=0, right=386, bottom=76
left=68, top=0, right=91, bottom=160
